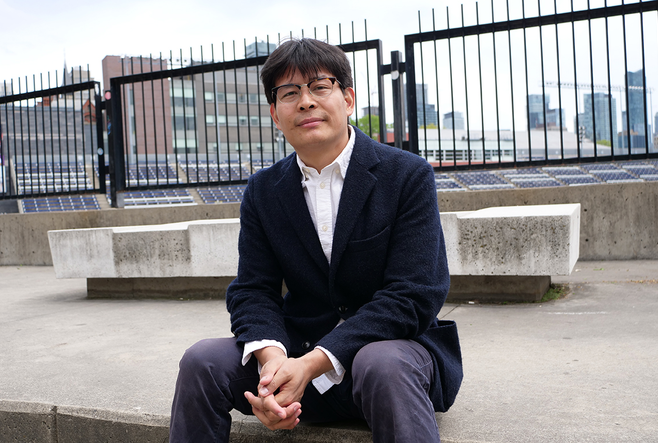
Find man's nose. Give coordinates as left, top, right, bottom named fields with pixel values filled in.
left=297, top=87, right=316, bottom=109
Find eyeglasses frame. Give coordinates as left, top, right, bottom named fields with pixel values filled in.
left=271, top=77, right=343, bottom=104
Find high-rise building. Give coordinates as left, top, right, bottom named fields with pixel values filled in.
left=415, top=84, right=438, bottom=127
left=579, top=93, right=617, bottom=144
left=618, top=69, right=649, bottom=150
left=527, top=94, right=566, bottom=130
left=443, top=111, right=464, bottom=130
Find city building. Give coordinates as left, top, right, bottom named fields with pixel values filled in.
left=527, top=94, right=566, bottom=130
left=443, top=111, right=464, bottom=130
left=618, top=69, right=651, bottom=150
left=102, top=52, right=276, bottom=162
left=416, top=84, right=438, bottom=127
left=578, top=93, right=617, bottom=145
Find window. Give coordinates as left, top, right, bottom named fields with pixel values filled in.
left=238, top=94, right=247, bottom=104
left=239, top=116, right=248, bottom=126
left=250, top=116, right=260, bottom=126
left=206, top=115, right=215, bottom=126
left=204, top=92, right=214, bottom=101
left=217, top=115, right=227, bottom=125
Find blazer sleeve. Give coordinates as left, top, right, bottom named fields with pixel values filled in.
left=225, top=178, right=291, bottom=351
left=316, top=158, right=450, bottom=371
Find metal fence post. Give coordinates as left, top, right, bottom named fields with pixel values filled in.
left=95, top=91, right=106, bottom=195
left=404, top=37, right=418, bottom=155
left=390, top=51, right=406, bottom=150
left=108, top=81, right=125, bottom=208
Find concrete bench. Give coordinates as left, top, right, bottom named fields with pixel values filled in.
left=48, top=203, right=580, bottom=302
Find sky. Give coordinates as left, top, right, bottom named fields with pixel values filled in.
left=0, top=0, right=471, bottom=88
left=1, top=0, right=655, bottom=134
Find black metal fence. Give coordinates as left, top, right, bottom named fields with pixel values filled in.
left=1, top=75, right=105, bottom=199
left=1, top=1, right=657, bottom=206
left=405, top=0, right=658, bottom=169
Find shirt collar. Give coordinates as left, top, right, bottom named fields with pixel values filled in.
left=296, top=126, right=355, bottom=181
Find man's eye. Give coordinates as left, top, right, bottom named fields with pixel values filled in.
left=280, top=89, right=299, bottom=98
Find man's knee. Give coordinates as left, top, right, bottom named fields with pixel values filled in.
left=352, top=340, right=433, bottom=389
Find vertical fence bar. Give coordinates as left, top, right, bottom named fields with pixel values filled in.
left=639, top=1, right=649, bottom=154
left=461, top=5, right=472, bottom=165
left=476, top=2, right=486, bottom=165
left=149, top=56, right=160, bottom=186
left=159, top=55, right=171, bottom=184
left=604, top=0, right=615, bottom=158
left=95, top=88, right=106, bottom=194
left=432, top=9, right=443, bottom=166
left=507, top=0, right=517, bottom=164
left=522, top=3, right=532, bottom=162
left=538, top=0, right=549, bottom=161
left=571, top=0, right=582, bottom=159
left=554, top=0, right=565, bottom=160
left=222, top=43, right=233, bottom=181
left=447, top=7, right=457, bottom=165
left=391, top=51, right=405, bottom=150
left=243, top=40, right=254, bottom=168
left=190, top=47, right=200, bottom=182
left=622, top=5, right=631, bottom=155
left=232, top=41, right=243, bottom=179
left=200, top=47, right=210, bottom=183
left=404, top=35, right=419, bottom=155
left=418, top=12, right=428, bottom=154
left=587, top=1, right=598, bottom=158
left=492, top=0, right=501, bottom=164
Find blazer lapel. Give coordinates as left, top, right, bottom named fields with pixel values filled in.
left=330, top=132, right=380, bottom=276
left=275, top=155, right=330, bottom=275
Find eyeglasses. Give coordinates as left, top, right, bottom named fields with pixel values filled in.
left=272, top=77, right=341, bottom=104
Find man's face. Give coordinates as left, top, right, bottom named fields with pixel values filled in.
left=269, top=69, right=355, bottom=156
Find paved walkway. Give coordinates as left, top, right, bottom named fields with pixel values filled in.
left=1, top=261, right=657, bottom=442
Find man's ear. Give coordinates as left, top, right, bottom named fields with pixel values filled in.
left=270, top=103, right=282, bottom=130
left=344, top=87, right=355, bottom=117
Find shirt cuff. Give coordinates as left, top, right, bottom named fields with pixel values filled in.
left=311, top=346, right=346, bottom=394
left=242, top=340, right=288, bottom=373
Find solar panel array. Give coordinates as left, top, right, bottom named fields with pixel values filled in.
left=12, top=159, right=658, bottom=212
left=22, top=195, right=100, bottom=213
left=435, top=160, right=658, bottom=192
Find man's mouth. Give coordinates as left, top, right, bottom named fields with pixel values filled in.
left=297, top=117, right=324, bottom=127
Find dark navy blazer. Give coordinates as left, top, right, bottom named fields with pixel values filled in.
left=226, top=127, right=463, bottom=412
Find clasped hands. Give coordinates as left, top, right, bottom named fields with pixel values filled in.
left=245, top=347, right=332, bottom=430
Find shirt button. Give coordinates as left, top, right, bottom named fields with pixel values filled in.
left=302, top=341, right=311, bottom=350
left=320, top=182, right=326, bottom=189
left=321, top=225, right=328, bottom=232
left=338, top=306, right=348, bottom=313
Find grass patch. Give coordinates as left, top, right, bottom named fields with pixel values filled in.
left=539, top=284, right=569, bottom=303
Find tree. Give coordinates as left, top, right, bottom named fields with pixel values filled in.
left=350, top=114, right=380, bottom=140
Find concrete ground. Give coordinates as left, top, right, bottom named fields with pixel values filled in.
left=1, top=260, right=657, bottom=442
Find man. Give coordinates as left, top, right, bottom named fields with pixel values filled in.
left=169, top=38, right=462, bottom=443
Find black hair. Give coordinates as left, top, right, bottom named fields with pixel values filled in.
left=260, top=38, right=353, bottom=105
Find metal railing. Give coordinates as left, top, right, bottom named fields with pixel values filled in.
left=2, top=2, right=658, bottom=206
left=105, top=34, right=386, bottom=206
left=1, top=75, right=105, bottom=199
left=405, top=0, right=658, bottom=169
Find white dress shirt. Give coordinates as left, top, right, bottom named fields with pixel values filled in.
left=242, top=126, right=356, bottom=394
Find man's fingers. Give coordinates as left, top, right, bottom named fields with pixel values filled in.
left=261, top=391, right=287, bottom=418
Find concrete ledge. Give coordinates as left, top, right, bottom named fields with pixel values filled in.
left=0, top=400, right=374, bottom=443
left=0, top=400, right=57, bottom=443
left=448, top=275, right=551, bottom=303
left=48, top=204, right=580, bottom=302
left=87, top=276, right=236, bottom=299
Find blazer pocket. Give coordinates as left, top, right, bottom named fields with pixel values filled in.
left=346, top=226, right=391, bottom=252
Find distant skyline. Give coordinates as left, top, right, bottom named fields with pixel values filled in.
left=1, top=0, right=655, bottom=138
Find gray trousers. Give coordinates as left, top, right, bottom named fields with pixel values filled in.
left=169, top=337, right=440, bottom=443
